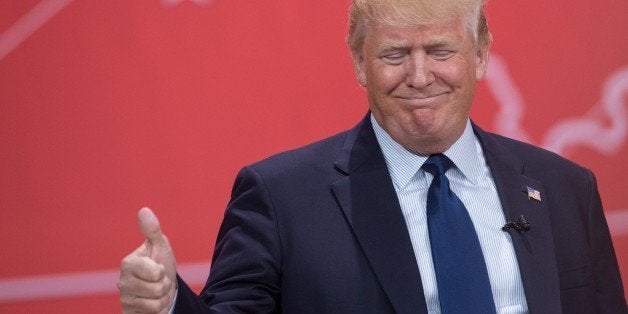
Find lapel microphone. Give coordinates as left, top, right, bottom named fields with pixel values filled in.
left=502, top=215, right=531, bottom=233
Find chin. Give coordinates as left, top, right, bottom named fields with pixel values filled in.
left=407, top=111, right=440, bottom=132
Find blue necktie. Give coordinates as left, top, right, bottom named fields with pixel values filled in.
left=423, top=154, right=496, bottom=314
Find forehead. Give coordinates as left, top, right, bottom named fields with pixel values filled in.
left=356, top=0, right=477, bottom=27
left=363, top=19, right=471, bottom=49
left=348, top=0, right=484, bottom=51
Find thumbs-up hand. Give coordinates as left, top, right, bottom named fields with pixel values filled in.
left=118, top=208, right=177, bottom=314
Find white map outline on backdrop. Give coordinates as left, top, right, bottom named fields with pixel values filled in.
left=162, top=0, right=214, bottom=7
left=486, top=54, right=628, bottom=156
left=485, top=55, right=628, bottom=239
left=0, top=0, right=626, bottom=303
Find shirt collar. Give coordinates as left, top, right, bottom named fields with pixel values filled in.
left=443, top=119, right=483, bottom=185
left=371, top=114, right=483, bottom=189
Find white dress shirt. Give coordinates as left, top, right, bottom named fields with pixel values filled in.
left=171, top=116, right=529, bottom=314
left=371, top=115, right=528, bottom=314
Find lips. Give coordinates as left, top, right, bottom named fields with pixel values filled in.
left=396, top=91, right=448, bottom=100
left=394, top=92, right=449, bottom=107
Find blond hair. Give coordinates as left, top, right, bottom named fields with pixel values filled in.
left=347, top=0, right=491, bottom=52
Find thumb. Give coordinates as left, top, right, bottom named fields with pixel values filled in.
left=136, top=207, right=178, bottom=286
left=137, top=207, right=168, bottom=254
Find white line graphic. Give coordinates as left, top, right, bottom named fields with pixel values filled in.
left=1, top=208, right=627, bottom=303
left=0, top=262, right=209, bottom=302
left=0, top=0, right=74, bottom=61
left=485, top=56, right=628, bottom=246
left=484, top=54, right=533, bottom=143
left=162, top=0, right=215, bottom=7
left=542, top=66, right=628, bottom=155
left=0, top=0, right=221, bottom=305
left=485, top=54, right=628, bottom=157
left=607, top=210, right=628, bottom=238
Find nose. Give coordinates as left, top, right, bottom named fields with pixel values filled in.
left=405, top=53, right=435, bottom=88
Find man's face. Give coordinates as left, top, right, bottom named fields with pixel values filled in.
left=352, top=17, right=489, bottom=154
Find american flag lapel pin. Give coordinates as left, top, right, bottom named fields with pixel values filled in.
left=527, top=186, right=541, bottom=202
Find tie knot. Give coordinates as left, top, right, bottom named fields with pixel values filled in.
left=422, top=154, right=453, bottom=176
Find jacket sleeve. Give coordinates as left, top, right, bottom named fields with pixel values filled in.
left=173, top=165, right=282, bottom=313
left=586, top=170, right=627, bottom=313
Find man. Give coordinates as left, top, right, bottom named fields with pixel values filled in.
left=118, top=0, right=627, bottom=313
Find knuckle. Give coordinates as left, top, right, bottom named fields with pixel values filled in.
left=146, top=284, right=159, bottom=298
left=116, top=280, right=124, bottom=292
left=159, top=281, right=171, bottom=296
left=163, top=276, right=173, bottom=291
left=117, top=275, right=134, bottom=294
left=158, top=296, right=170, bottom=311
left=120, top=257, right=130, bottom=270
left=144, top=299, right=164, bottom=313
left=121, top=295, right=161, bottom=314
left=152, top=281, right=169, bottom=298
left=133, top=258, right=159, bottom=281
left=119, top=294, right=136, bottom=308
left=120, top=255, right=139, bottom=273
left=146, top=269, right=159, bottom=282
left=150, top=265, right=165, bottom=281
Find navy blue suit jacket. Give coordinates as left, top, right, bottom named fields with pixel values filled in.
left=175, top=115, right=626, bottom=313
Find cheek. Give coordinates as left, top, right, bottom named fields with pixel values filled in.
left=435, top=63, right=469, bottom=87
left=368, top=64, right=404, bottom=92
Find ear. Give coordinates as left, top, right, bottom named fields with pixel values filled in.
left=475, top=35, right=492, bottom=81
left=351, top=48, right=367, bottom=87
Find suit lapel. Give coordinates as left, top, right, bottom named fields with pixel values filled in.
left=329, top=117, right=563, bottom=312
left=331, top=116, right=428, bottom=314
left=474, top=125, right=562, bottom=313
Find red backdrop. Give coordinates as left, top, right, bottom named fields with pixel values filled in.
left=1, top=1, right=627, bottom=312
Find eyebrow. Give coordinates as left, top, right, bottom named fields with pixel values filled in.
left=375, top=36, right=458, bottom=54
left=376, top=41, right=410, bottom=54
left=425, top=37, right=456, bottom=48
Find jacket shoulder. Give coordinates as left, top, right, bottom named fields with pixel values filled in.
left=484, top=131, right=592, bottom=178
left=247, top=128, right=351, bottom=176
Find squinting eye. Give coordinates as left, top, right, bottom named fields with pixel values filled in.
left=382, top=53, right=405, bottom=63
left=430, top=50, right=454, bottom=60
